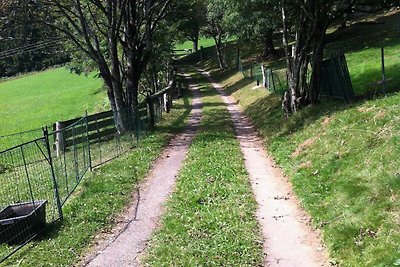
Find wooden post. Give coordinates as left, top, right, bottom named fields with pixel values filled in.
left=166, top=91, right=172, bottom=113
left=177, top=82, right=182, bottom=98
left=147, top=97, right=155, bottom=129
left=163, top=93, right=168, bottom=112
left=270, top=69, right=277, bottom=93
left=261, top=65, right=267, bottom=88
left=200, top=46, right=204, bottom=61
left=381, top=47, right=387, bottom=95
left=236, top=47, right=240, bottom=69
left=55, top=121, right=64, bottom=157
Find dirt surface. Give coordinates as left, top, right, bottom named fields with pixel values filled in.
left=81, top=76, right=202, bottom=267
left=200, top=69, right=330, bottom=267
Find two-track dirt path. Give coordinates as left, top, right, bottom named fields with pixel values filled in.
left=81, top=68, right=329, bottom=267
left=199, top=69, right=329, bottom=267
left=81, top=75, right=202, bottom=267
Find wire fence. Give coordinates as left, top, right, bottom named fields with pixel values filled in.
left=0, top=77, right=176, bottom=263
left=0, top=135, right=63, bottom=263
left=240, top=62, right=288, bottom=95
left=0, top=128, right=46, bottom=152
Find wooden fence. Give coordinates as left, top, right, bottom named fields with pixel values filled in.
left=52, top=73, right=179, bottom=155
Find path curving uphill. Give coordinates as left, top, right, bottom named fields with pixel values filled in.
left=81, top=74, right=202, bottom=267
left=199, top=68, right=329, bottom=267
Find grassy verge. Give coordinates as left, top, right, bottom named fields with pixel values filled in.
left=213, top=69, right=400, bottom=266
left=144, top=71, right=263, bottom=266
left=1, top=91, right=192, bottom=267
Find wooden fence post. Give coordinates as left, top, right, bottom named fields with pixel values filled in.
left=177, top=82, right=182, bottom=98
left=147, top=97, right=155, bottom=129
left=166, top=90, right=172, bottom=113
left=261, top=65, right=267, bottom=88
left=55, top=121, right=64, bottom=157
left=381, top=47, right=387, bottom=96
left=163, top=93, right=168, bottom=112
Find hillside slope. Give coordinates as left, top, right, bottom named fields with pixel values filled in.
left=194, top=10, right=400, bottom=267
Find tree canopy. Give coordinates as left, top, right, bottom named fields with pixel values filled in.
left=1, top=0, right=398, bottom=115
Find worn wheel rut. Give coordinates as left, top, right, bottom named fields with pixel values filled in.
left=81, top=75, right=202, bottom=267
left=199, top=69, right=329, bottom=267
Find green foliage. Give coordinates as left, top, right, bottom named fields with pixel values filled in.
left=170, top=0, right=207, bottom=50
left=144, top=70, right=263, bottom=266
left=222, top=0, right=279, bottom=42
left=0, top=0, right=67, bottom=78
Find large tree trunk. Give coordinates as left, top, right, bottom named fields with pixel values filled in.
left=126, top=71, right=140, bottom=108
left=282, top=6, right=299, bottom=114
left=192, top=35, right=199, bottom=52
left=281, top=1, right=329, bottom=115
left=310, top=9, right=329, bottom=104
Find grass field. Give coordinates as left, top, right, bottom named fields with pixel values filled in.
left=1, top=89, right=192, bottom=267
left=175, top=37, right=216, bottom=51
left=144, top=70, right=263, bottom=266
left=0, top=67, right=105, bottom=137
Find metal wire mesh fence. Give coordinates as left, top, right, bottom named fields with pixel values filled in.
left=0, top=128, right=46, bottom=152
left=0, top=135, right=63, bottom=263
left=240, top=62, right=288, bottom=95
left=0, top=79, right=175, bottom=263
left=50, top=117, right=91, bottom=205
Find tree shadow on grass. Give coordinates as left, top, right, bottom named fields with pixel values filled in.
left=326, top=11, right=400, bottom=54
left=242, top=93, right=361, bottom=139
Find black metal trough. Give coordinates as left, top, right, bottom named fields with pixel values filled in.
left=0, top=200, right=47, bottom=245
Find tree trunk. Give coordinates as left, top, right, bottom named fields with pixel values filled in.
left=193, top=36, right=199, bottom=52
left=263, top=28, right=277, bottom=59
left=310, top=10, right=328, bottom=104
left=282, top=6, right=299, bottom=114
left=281, top=1, right=330, bottom=114
left=213, top=35, right=226, bottom=70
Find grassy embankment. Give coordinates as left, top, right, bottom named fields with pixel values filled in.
left=1, top=87, right=192, bottom=267
left=200, top=11, right=400, bottom=267
left=144, top=70, right=263, bottom=266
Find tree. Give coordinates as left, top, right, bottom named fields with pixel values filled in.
left=172, top=0, right=207, bottom=52
left=44, top=0, right=172, bottom=131
left=224, top=0, right=280, bottom=59
left=280, top=0, right=400, bottom=115
left=0, top=0, right=66, bottom=77
left=281, top=0, right=351, bottom=114
left=204, top=0, right=228, bottom=70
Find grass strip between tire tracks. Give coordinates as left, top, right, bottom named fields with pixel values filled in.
left=144, top=71, right=263, bottom=266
